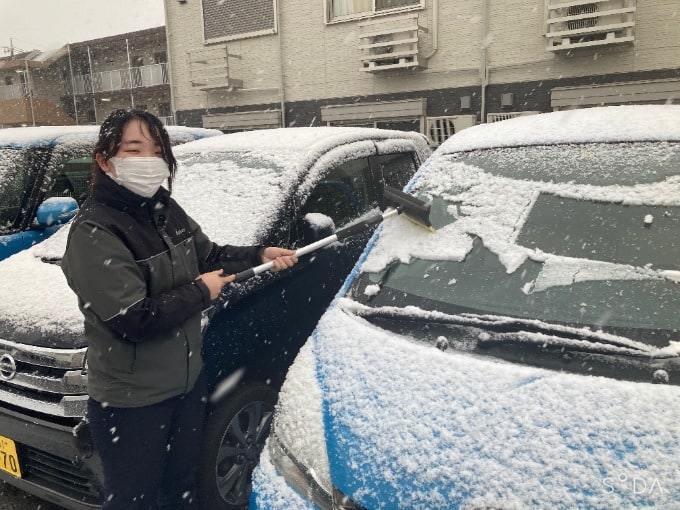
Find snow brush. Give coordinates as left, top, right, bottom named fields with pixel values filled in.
left=228, top=186, right=434, bottom=283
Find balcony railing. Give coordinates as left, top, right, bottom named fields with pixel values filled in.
left=0, top=83, right=28, bottom=101
left=70, top=63, right=169, bottom=95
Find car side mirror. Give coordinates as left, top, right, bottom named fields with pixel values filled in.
left=300, top=213, right=335, bottom=244
left=35, top=197, right=79, bottom=227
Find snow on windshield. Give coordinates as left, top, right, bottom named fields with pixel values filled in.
left=172, top=150, right=300, bottom=245
left=362, top=107, right=680, bottom=294
left=363, top=158, right=680, bottom=291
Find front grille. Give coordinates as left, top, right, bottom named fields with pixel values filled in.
left=21, top=445, right=102, bottom=505
left=0, top=338, right=88, bottom=418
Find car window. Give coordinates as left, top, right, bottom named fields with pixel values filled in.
left=0, top=147, right=47, bottom=230
left=300, top=157, right=373, bottom=228
left=299, top=152, right=418, bottom=229
left=45, top=156, right=92, bottom=205
left=369, top=152, right=417, bottom=192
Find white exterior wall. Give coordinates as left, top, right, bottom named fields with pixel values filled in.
left=164, top=0, right=680, bottom=115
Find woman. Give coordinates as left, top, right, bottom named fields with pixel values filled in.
left=61, top=109, right=297, bottom=510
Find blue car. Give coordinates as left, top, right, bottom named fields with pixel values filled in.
left=250, top=105, right=680, bottom=510
left=0, top=125, right=220, bottom=260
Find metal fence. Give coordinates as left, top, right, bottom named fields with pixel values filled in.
left=71, top=63, right=169, bottom=95
left=0, top=83, right=28, bottom=101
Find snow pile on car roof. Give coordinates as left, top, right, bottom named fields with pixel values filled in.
left=0, top=126, right=99, bottom=148
left=440, top=105, right=680, bottom=153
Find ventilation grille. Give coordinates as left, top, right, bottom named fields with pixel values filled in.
left=425, top=115, right=477, bottom=147
left=21, top=446, right=102, bottom=504
left=427, top=117, right=456, bottom=147
left=567, top=4, right=599, bottom=30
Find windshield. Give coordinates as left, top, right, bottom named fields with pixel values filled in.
left=173, top=150, right=299, bottom=246
left=354, top=142, right=680, bottom=350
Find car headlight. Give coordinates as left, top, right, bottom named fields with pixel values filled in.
left=268, top=340, right=362, bottom=510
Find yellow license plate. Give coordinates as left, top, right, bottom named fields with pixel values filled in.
left=0, top=434, right=22, bottom=478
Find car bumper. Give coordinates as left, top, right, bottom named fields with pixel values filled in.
left=249, top=447, right=316, bottom=510
left=0, top=404, right=103, bottom=509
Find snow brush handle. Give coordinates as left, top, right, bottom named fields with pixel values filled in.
left=231, top=235, right=339, bottom=283
left=229, top=208, right=399, bottom=283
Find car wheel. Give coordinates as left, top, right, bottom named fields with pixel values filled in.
left=199, top=382, right=278, bottom=510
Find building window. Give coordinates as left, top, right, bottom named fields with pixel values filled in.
left=328, top=0, right=420, bottom=21
left=4, top=76, right=13, bottom=86
left=202, top=0, right=276, bottom=41
left=158, top=103, right=172, bottom=117
left=153, top=52, right=167, bottom=64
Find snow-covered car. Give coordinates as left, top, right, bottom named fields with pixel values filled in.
left=250, top=105, right=680, bottom=510
left=0, top=125, right=221, bottom=260
left=0, top=127, right=430, bottom=510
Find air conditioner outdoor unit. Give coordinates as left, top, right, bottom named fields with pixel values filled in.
left=546, top=0, right=636, bottom=51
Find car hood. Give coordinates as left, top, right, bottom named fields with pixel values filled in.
left=0, top=215, right=260, bottom=349
left=309, top=302, right=680, bottom=509
left=0, top=226, right=86, bottom=348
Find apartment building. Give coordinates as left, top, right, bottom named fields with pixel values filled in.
left=0, top=47, right=74, bottom=127
left=164, top=0, right=680, bottom=146
left=0, top=27, right=172, bottom=127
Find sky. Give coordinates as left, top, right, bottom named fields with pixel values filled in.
left=0, top=0, right=166, bottom=54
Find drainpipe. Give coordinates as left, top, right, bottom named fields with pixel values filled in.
left=276, top=0, right=286, bottom=127
left=424, top=0, right=439, bottom=59
left=480, top=0, right=489, bottom=123
left=87, top=46, right=98, bottom=123
left=126, top=38, right=135, bottom=108
left=162, top=0, right=177, bottom=125
left=67, top=44, right=79, bottom=125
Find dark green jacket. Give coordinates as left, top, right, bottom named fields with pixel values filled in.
left=62, top=172, right=262, bottom=407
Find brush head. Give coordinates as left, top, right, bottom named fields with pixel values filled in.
left=382, top=186, right=434, bottom=230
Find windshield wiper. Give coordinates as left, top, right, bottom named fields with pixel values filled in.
left=341, top=300, right=680, bottom=385
left=342, top=300, right=663, bottom=356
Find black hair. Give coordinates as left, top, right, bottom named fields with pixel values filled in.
left=92, top=109, right=178, bottom=192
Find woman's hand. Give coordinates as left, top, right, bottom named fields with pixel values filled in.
left=198, top=270, right=235, bottom=300
left=261, top=247, right=298, bottom=272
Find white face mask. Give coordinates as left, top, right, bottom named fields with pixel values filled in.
left=107, top=157, right=170, bottom=198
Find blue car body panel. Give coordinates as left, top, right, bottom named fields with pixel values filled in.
left=312, top=306, right=680, bottom=509
left=0, top=226, right=62, bottom=260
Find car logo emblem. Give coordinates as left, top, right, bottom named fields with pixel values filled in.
left=0, top=353, right=17, bottom=381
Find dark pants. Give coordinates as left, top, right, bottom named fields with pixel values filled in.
left=87, top=373, right=207, bottom=510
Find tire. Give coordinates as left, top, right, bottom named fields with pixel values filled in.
left=198, top=382, right=278, bottom=510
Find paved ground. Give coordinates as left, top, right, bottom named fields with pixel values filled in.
left=0, top=481, right=64, bottom=510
